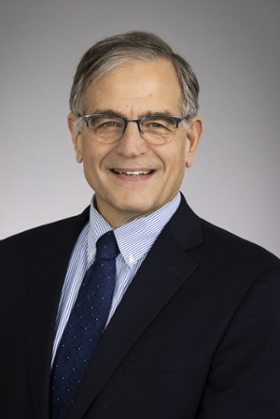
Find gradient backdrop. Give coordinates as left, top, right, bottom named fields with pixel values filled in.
left=1, top=0, right=279, bottom=256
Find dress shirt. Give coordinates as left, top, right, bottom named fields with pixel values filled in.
left=51, top=193, right=181, bottom=366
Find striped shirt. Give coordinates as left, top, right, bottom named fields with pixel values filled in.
left=51, top=193, right=181, bottom=366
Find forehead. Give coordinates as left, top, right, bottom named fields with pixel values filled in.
left=84, top=58, right=183, bottom=115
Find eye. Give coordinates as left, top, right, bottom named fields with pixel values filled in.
left=148, top=122, right=165, bottom=128
left=142, top=117, right=175, bottom=132
left=89, top=116, right=124, bottom=130
left=102, top=120, right=120, bottom=127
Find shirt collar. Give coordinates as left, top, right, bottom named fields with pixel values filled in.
left=87, top=193, right=181, bottom=267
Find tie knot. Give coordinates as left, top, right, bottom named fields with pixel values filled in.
left=96, top=231, right=119, bottom=260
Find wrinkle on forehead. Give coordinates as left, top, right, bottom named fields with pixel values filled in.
left=84, top=59, right=183, bottom=117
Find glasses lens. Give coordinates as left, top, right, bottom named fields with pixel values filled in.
left=88, top=115, right=125, bottom=143
left=140, top=117, right=177, bottom=144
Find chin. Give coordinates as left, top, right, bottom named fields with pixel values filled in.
left=116, top=202, right=156, bottom=219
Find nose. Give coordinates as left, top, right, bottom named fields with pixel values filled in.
left=116, top=120, right=148, bottom=157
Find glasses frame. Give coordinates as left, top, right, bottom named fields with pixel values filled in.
left=82, top=113, right=189, bottom=144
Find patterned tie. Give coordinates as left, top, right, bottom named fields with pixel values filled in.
left=50, top=230, right=119, bottom=419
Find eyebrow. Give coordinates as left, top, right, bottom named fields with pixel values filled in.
left=87, top=108, right=176, bottom=118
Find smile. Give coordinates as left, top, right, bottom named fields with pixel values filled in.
left=112, top=169, right=153, bottom=177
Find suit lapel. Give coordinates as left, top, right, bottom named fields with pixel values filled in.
left=25, top=208, right=90, bottom=419
left=67, top=196, right=203, bottom=419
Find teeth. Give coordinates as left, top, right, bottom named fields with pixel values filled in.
left=113, top=170, right=152, bottom=176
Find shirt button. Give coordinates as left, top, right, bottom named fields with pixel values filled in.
left=128, top=255, right=134, bottom=264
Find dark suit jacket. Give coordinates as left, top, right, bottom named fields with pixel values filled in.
left=1, top=196, right=280, bottom=419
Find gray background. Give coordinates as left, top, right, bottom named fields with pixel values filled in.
left=1, top=0, right=279, bottom=256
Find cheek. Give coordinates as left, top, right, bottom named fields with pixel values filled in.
left=83, top=144, right=110, bottom=168
left=82, top=151, right=101, bottom=177
left=164, top=147, right=187, bottom=184
left=162, top=143, right=187, bottom=170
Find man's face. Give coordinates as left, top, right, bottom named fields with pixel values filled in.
left=68, top=58, right=203, bottom=227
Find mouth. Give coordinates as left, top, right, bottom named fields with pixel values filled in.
left=111, top=169, right=153, bottom=177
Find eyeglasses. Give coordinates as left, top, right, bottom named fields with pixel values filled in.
left=82, top=114, right=189, bottom=145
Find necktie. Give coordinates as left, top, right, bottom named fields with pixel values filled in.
left=50, top=230, right=119, bottom=419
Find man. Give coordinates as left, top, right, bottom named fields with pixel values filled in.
left=1, top=31, right=280, bottom=419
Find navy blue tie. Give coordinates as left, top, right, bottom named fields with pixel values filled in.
left=50, top=230, right=119, bottom=419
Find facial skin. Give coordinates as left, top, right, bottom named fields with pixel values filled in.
left=68, top=58, right=203, bottom=228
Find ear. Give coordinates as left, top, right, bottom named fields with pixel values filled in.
left=185, top=116, right=204, bottom=168
left=67, top=112, right=83, bottom=163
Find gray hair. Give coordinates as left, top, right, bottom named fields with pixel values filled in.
left=70, top=31, right=200, bottom=130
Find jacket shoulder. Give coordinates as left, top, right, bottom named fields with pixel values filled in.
left=199, top=218, right=280, bottom=270
left=0, top=207, right=89, bottom=253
